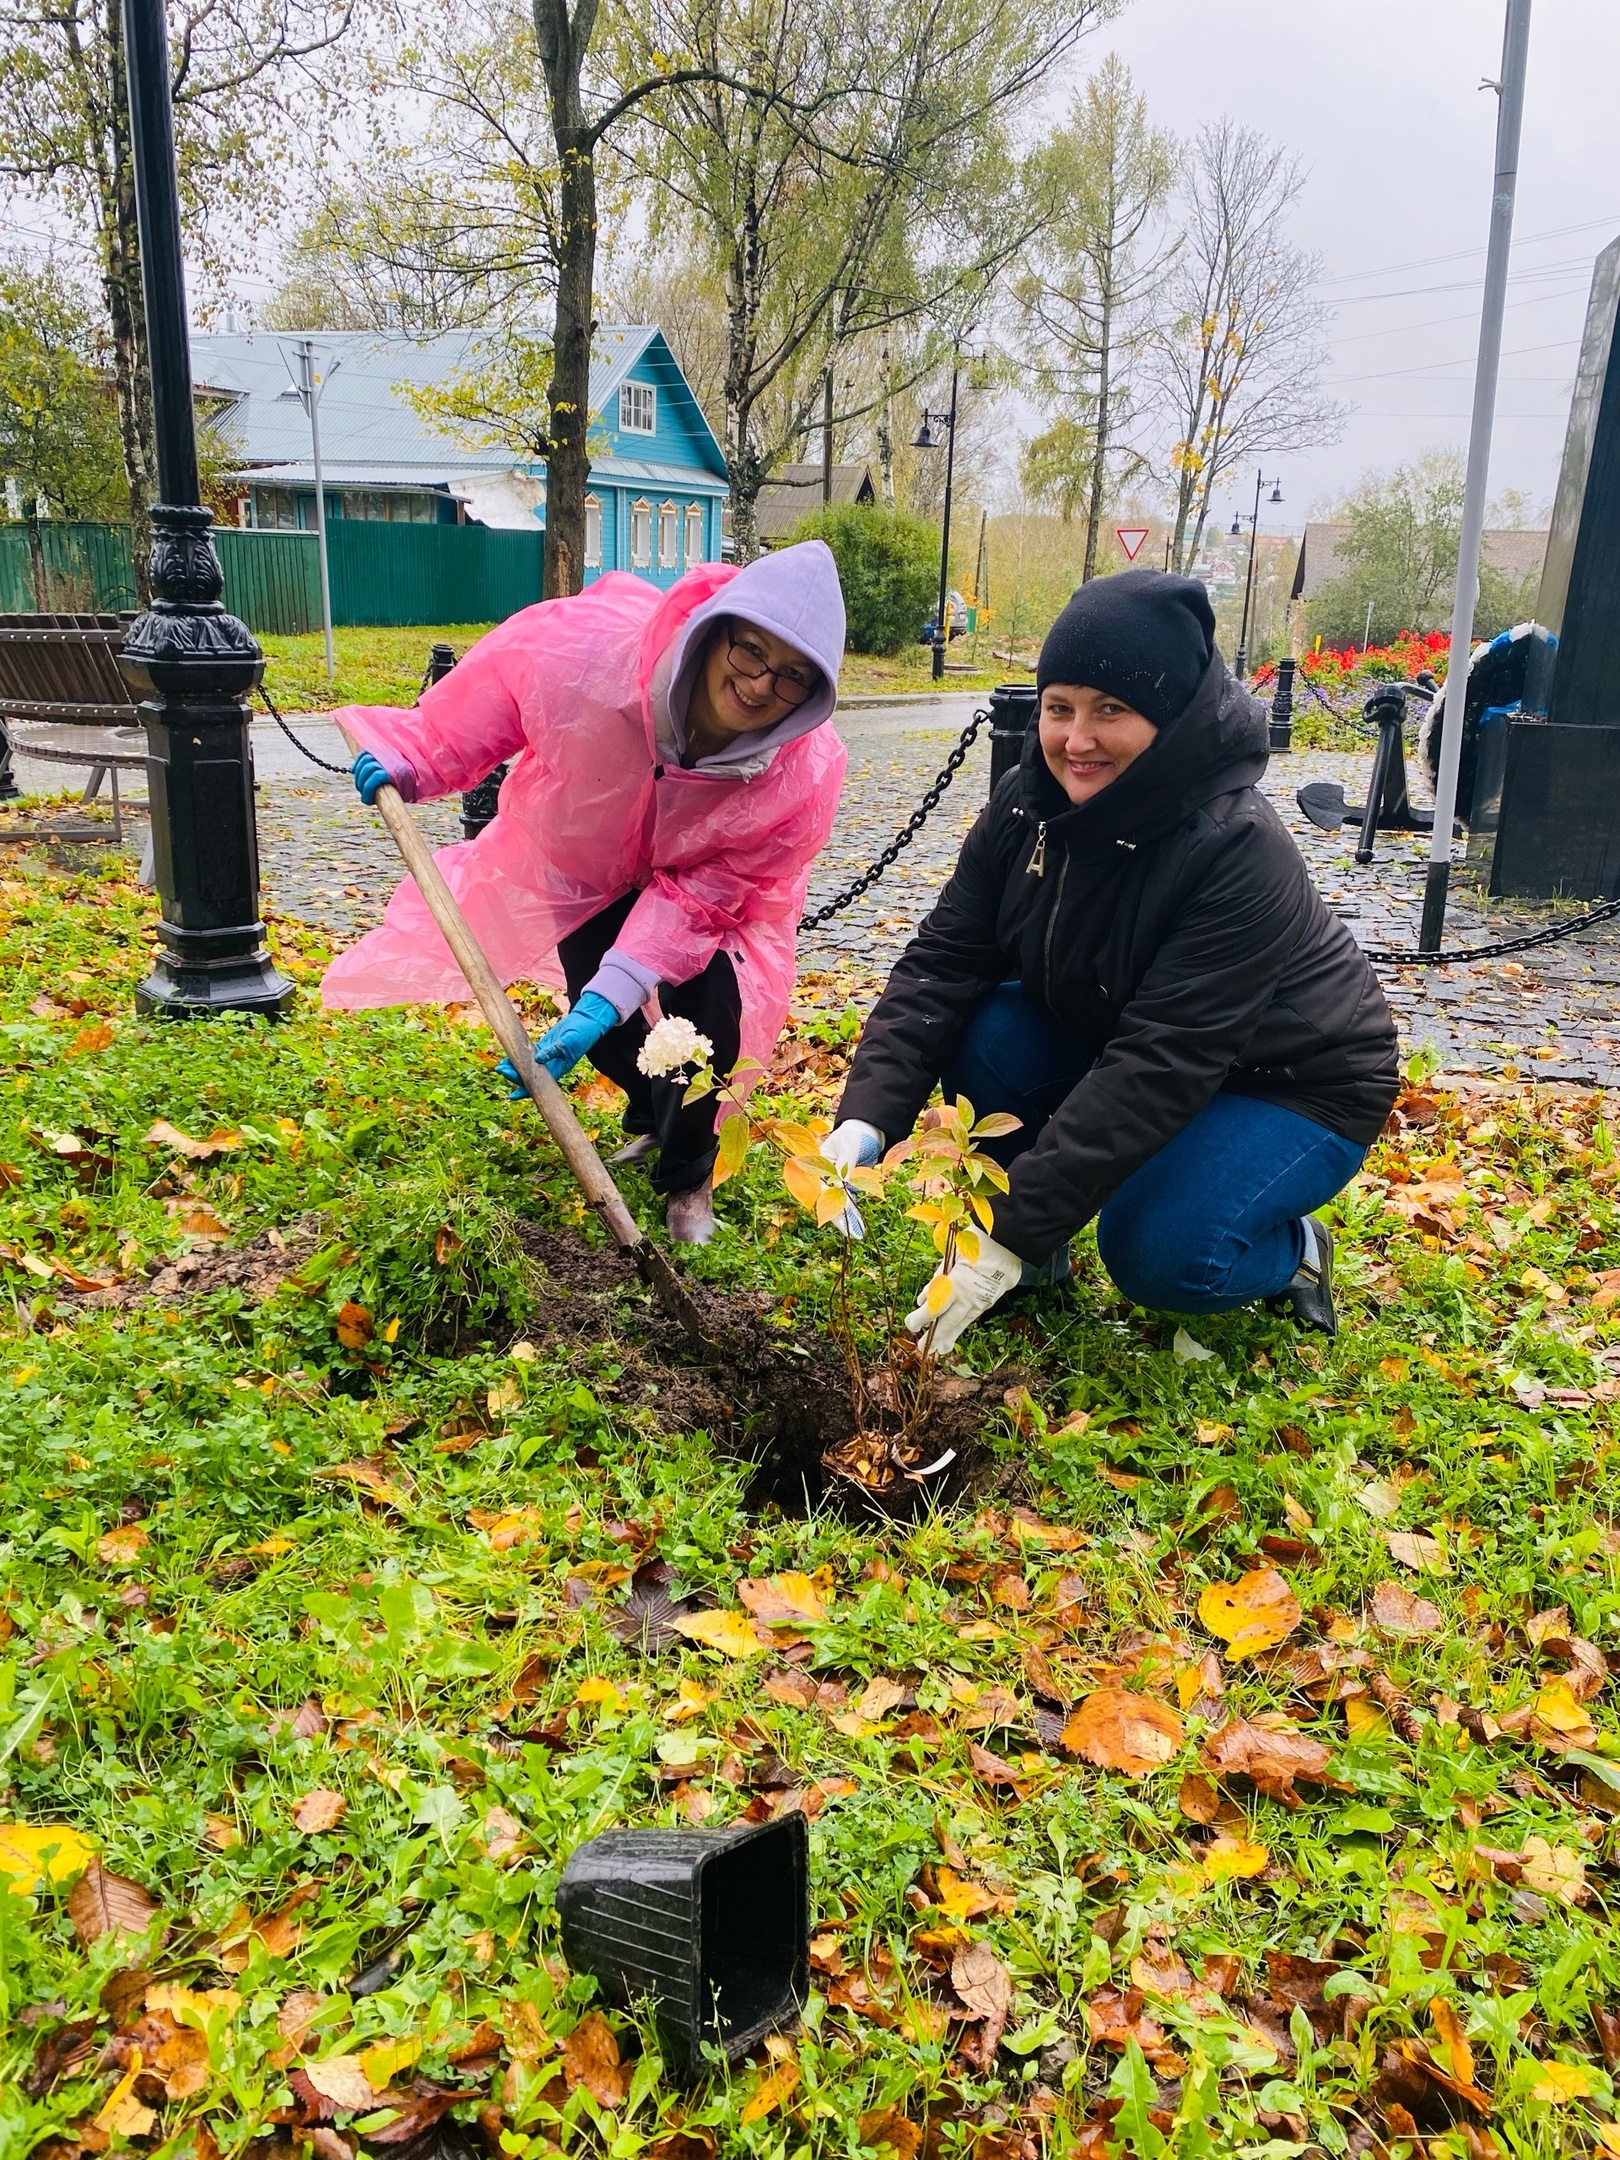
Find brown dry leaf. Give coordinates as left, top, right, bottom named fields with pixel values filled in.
left=737, top=1570, right=830, bottom=1625
left=68, top=1021, right=114, bottom=1055
left=740, top=2057, right=800, bottom=2124
left=1519, top=1835, right=1589, bottom=1905
left=562, top=2011, right=630, bottom=2108
left=145, top=1120, right=244, bottom=1162
left=1430, top=1999, right=1477, bottom=2090
left=951, top=1939, right=1013, bottom=2068
left=167, top=1198, right=230, bottom=1242
left=204, top=1814, right=242, bottom=1851
left=292, top=1789, right=347, bottom=1835
left=1197, top=1568, right=1302, bottom=1659
left=276, top=1989, right=324, bottom=2042
left=301, top=2054, right=379, bottom=2111
left=480, top=1805, right=530, bottom=1864
left=1369, top=1580, right=1443, bottom=1637
left=96, top=1524, right=148, bottom=1567
left=858, top=2106, right=922, bottom=2160
left=312, top=1458, right=408, bottom=1510
left=1385, top=1530, right=1450, bottom=1575
left=853, top=1675, right=907, bottom=1723
left=334, top=1301, right=374, bottom=1350
left=94, top=2052, right=158, bottom=2139
left=67, top=1859, right=158, bottom=1944
left=1177, top=1772, right=1221, bottom=1823
left=1202, top=1718, right=1334, bottom=1805
left=1060, top=1688, right=1184, bottom=1777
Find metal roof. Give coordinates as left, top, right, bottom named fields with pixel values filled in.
left=193, top=324, right=718, bottom=484
left=1291, top=519, right=1549, bottom=602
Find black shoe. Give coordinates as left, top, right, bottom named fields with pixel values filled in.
left=1271, top=1216, right=1336, bottom=1336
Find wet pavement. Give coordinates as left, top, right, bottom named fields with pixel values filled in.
left=10, top=695, right=1620, bottom=1082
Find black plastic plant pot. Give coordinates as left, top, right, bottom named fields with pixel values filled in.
left=556, top=1813, right=809, bottom=2078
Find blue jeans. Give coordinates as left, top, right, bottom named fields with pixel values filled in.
left=943, top=985, right=1367, bottom=1314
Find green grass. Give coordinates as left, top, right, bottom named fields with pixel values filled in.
left=257, top=624, right=1006, bottom=713
left=4, top=855, right=1620, bottom=2158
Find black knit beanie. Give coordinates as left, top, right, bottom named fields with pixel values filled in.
left=1035, top=569, right=1216, bottom=729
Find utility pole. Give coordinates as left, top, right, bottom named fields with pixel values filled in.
left=116, top=0, right=293, bottom=1017
left=294, top=340, right=337, bottom=683
left=1421, top=0, right=1533, bottom=951
left=1232, top=468, right=1282, bottom=679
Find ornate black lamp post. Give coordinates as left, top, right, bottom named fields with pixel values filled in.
left=913, top=351, right=961, bottom=685
left=1230, top=469, right=1283, bottom=681
left=118, top=0, right=293, bottom=1016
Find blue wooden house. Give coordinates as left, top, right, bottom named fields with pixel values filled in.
left=194, top=323, right=729, bottom=589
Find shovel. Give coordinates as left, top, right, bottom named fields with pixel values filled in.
left=339, top=725, right=714, bottom=1350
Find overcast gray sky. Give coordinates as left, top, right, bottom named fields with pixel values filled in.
left=1079, top=0, right=1619, bottom=539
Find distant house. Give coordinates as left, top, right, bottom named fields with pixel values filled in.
left=1291, top=520, right=1549, bottom=605
left=754, top=462, right=877, bottom=548
left=189, top=324, right=729, bottom=588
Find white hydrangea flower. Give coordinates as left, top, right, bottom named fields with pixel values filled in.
left=636, top=1015, right=714, bottom=1079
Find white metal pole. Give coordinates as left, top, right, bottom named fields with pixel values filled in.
left=300, top=338, right=336, bottom=685
left=1420, top=0, right=1532, bottom=950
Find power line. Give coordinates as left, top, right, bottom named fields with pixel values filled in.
left=1330, top=259, right=1595, bottom=307
left=1317, top=211, right=1620, bottom=288
left=1332, top=335, right=1578, bottom=387
left=1329, top=282, right=1588, bottom=346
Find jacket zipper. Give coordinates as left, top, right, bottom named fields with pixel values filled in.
left=1027, top=820, right=1047, bottom=876
left=1041, top=852, right=1069, bottom=1004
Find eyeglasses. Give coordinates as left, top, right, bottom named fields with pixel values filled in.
left=726, top=626, right=814, bottom=707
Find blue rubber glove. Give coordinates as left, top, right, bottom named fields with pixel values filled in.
left=352, top=748, right=419, bottom=805
left=496, top=990, right=619, bottom=1094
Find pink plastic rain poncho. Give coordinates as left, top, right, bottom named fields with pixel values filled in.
left=320, top=545, right=848, bottom=1081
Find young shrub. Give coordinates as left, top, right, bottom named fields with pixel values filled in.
left=788, top=502, right=939, bottom=655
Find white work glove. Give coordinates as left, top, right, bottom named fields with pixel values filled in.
left=820, top=1120, right=884, bottom=1238
left=905, top=1232, right=1025, bottom=1355
left=821, top=1120, right=884, bottom=1172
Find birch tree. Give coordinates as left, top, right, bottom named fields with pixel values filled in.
left=1150, top=119, right=1342, bottom=574
left=615, top=0, right=1116, bottom=559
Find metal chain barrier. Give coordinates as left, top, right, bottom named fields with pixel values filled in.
left=258, top=684, right=352, bottom=776
left=797, top=706, right=990, bottom=932
left=1362, top=897, right=1620, bottom=968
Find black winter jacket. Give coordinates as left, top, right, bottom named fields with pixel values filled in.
left=838, top=654, right=1399, bottom=1261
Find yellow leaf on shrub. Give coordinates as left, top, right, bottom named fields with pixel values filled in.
left=711, top=1113, right=751, bottom=1191
left=782, top=1153, right=823, bottom=1212
left=924, top=1273, right=955, bottom=1317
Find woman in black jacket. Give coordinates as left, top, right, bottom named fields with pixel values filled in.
left=823, top=571, right=1398, bottom=1347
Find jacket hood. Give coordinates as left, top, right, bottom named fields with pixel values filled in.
left=663, top=538, right=846, bottom=770
left=1018, top=652, right=1269, bottom=853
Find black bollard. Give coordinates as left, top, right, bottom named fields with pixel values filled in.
left=1268, top=657, right=1296, bottom=754
left=117, top=0, right=292, bottom=1016
left=987, top=682, right=1037, bottom=796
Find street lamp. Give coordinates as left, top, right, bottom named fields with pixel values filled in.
left=117, top=0, right=293, bottom=1016
left=912, top=350, right=961, bottom=684
left=1231, top=468, right=1282, bottom=681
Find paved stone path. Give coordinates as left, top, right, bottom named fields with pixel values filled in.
left=11, top=696, right=1620, bottom=1081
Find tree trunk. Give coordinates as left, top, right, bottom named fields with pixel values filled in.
left=543, top=121, right=596, bottom=598
left=26, top=515, right=48, bottom=611
left=103, top=0, right=157, bottom=601
left=1081, top=280, right=1113, bottom=585
left=877, top=348, right=895, bottom=506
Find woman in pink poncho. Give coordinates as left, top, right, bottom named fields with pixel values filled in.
left=324, top=540, right=848, bottom=1243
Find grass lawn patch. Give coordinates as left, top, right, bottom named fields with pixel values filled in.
left=5, top=853, right=1620, bottom=2157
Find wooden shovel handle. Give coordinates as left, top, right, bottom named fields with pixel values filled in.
left=338, top=725, right=645, bottom=1254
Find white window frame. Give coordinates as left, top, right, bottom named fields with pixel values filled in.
left=685, top=502, right=704, bottom=564
left=619, top=381, right=656, bottom=435
left=657, top=500, right=678, bottom=569
left=630, top=498, right=652, bottom=569
left=584, top=495, right=602, bottom=569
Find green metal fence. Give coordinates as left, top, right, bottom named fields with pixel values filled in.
left=213, top=530, right=323, bottom=635
left=0, top=518, right=546, bottom=631
left=0, top=522, right=138, bottom=613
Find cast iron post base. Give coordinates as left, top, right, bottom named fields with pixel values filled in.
left=120, top=503, right=295, bottom=1018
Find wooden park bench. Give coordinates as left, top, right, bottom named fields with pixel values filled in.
left=0, top=611, right=149, bottom=845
